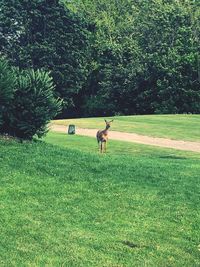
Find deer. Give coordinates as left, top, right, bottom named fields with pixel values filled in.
left=96, top=119, right=114, bottom=153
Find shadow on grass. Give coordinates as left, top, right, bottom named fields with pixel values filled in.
left=158, top=155, right=188, bottom=160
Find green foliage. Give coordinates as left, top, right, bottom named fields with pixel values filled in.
left=133, top=0, right=200, bottom=114
left=66, top=0, right=200, bottom=116
left=0, top=58, right=16, bottom=126
left=0, top=0, right=90, bottom=111
left=2, top=69, right=62, bottom=139
left=1, top=0, right=199, bottom=116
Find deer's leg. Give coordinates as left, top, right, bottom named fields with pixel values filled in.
left=104, top=141, right=107, bottom=153
left=101, top=142, right=103, bottom=153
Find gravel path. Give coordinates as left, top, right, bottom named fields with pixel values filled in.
left=50, top=124, right=200, bottom=153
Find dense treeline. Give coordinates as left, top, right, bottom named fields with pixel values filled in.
left=0, top=0, right=200, bottom=118
left=67, top=0, right=200, bottom=116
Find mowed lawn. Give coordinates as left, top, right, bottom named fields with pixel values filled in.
left=53, top=114, right=200, bottom=142
left=0, top=132, right=200, bottom=266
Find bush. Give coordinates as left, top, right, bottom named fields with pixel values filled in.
left=0, top=58, right=16, bottom=126
left=2, top=69, right=62, bottom=140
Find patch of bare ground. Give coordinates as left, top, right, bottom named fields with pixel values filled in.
left=50, top=124, right=200, bottom=153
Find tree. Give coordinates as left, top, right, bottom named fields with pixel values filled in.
left=0, top=0, right=90, bottom=112
left=66, top=0, right=200, bottom=115
left=132, top=0, right=200, bottom=113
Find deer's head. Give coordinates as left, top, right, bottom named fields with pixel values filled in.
left=105, top=119, right=114, bottom=129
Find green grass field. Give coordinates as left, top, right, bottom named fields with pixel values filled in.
left=0, top=131, right=200, bottom=266
left=54, top=114, right=200, bottom=142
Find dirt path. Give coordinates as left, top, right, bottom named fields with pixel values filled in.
left=50, top=124, right=200, bottom=153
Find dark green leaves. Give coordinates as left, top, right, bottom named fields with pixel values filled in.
left=0, top=0, right=90, bottom=111
left=0, top=58, right=16, bottom=126
left=0, top=57, right=62, bottom=139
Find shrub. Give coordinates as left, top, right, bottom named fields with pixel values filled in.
left=0, top=58, right=16, bottom=127
left=3, top=69, right=62, bottom=139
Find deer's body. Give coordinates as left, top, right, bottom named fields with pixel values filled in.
left=96, top=120, right=113, bottom=153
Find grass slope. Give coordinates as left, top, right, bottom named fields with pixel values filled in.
left=0, top=134, right=200, bottom=266
left=54, top=114, right=200, bottom=142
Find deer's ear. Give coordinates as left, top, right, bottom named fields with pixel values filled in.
left=105, top=119, right=107, bottom=123
left=110, top=119, right=114, bottom=123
